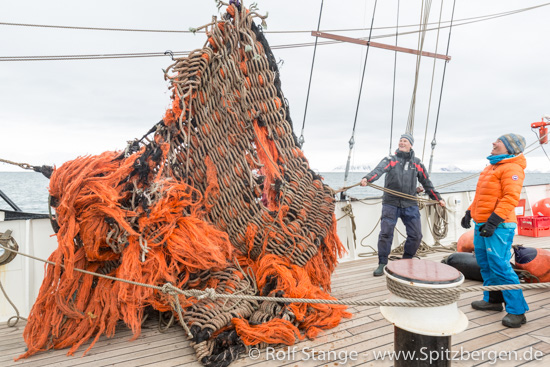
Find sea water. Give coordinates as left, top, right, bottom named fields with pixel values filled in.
left=1, top=171, right=549, bottom=214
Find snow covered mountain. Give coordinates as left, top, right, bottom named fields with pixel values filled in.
left=330, top=164, right=372, bottom=173
left=330, top=163, right=467, bottom=173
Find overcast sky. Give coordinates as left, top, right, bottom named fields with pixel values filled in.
left=1, top=0, right=550, bottom=174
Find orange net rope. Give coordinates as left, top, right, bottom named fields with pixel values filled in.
left=17, top=3, right=350, bottom=366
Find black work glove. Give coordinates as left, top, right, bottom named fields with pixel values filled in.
left=479, top=212, right=505, bottom=237
left=461, top=210, right=472, bottom=229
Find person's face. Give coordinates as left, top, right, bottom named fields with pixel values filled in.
left=491, top=139, right=509, bottom=155
left=398, top=138, right=412, bottom=153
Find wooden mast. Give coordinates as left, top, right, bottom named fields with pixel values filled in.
left=311, top=31, right=451, bottom=61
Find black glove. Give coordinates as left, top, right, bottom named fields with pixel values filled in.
left=461, top=210, right=472, bottom=229
left=479, top=212, right=505, bottom=237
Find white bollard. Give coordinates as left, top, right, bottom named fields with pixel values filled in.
left=380, top=259, right=468, bottom=366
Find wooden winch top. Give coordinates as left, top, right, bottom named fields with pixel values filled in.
left=386, top=259, right=463, bottom=285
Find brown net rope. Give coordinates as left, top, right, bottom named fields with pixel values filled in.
left=17, top=3, right=349, bottom=366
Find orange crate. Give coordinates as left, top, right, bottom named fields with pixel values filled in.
left=517, top=216, right=550, bottom=237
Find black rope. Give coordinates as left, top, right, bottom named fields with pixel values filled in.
left=298, top=0, right=324, bottom=149
left=428, top=0, right=457, bottom=173
left=389, top=0, right=400, bottom=155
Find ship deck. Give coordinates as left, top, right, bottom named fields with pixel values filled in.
left=2, top=235, right=550, bottom=367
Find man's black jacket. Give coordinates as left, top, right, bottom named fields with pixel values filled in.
left=363, top=149, right=441, bottom=208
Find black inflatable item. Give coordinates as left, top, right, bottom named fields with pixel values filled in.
left=442, top=252, right=483, bottom=281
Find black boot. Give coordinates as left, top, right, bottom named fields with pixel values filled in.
left=471, top=300, right=503, bottom=311
left=502, top=313, right=526, bottom=328
left=373, top=264, right=386, bottom=277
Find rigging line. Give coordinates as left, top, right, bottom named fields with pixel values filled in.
left=358, top=8, right=541, bottom=43
left=0, top=50, right=191, bottom=62
left=281, top=2, right=550, bottom=32
left=406, top=0, right=433, bottom=135
left=389, top=0, right=400, bottom=155
left=539, top=144, right=550, bottom=164
left=2, top=3, right=549, bottom=34
left=524, top=145, right=541, bottom=156
left=0, top=54, right=187, bottom=62
left=432, top=134, right=549, bottom=191
left=2, top=6, right=545, bottom=63
left=428, top=0, right=457, bottom=174
left=298, top=0, right=324, bottom=149
left=3, top=6, right=546, bottom=63
left=531, top=129, right=550, bottom=165
left=435, top=172, right=479, bottom=190
left=524, top=129, right=549, bottom=151
left=0, top=21, right=201, bottom=33
left=421, top=0, right=445, bottom=162
left=341, top=0, right=379, bottom=199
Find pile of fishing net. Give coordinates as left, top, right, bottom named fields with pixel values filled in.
left=17, top=2, right=350, bottom=366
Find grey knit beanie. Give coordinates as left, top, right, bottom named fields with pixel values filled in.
left=400, top=133, right=414, bottom=146
left=499, top=133, right=526, bottom=155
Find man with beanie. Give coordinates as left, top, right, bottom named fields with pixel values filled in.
left=360, top=133, right=445, bottom=276
left=461, top=133, right=528, bottom=328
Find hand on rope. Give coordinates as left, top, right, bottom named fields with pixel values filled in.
left=337, top=180, right=446, bottom=209
left=361, top=179, right=442, bottom=205
left=333, top=182, right=361, bottom=194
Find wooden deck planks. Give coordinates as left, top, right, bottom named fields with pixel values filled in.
left=1, top=234, right=549, bottom=367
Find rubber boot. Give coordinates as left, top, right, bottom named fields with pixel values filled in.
left=373, top=264, right=386, bottom=277
left=471, top=300, right=503, bottom=311
left=502, top=313, right=526, bottom=328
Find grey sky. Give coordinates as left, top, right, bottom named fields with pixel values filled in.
left=1, top=0, right=550, bottom=174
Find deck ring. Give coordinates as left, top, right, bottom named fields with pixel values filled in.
left=0, top=230, right=19, bottom=266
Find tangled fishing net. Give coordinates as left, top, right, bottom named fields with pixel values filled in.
left=17, top=2, right=349, bottom=366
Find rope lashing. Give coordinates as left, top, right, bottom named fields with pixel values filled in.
left=0, top=279, right=27, bottom=327
left=2, top=243, right=550, bottom=314
left=386, top=277, right=459, bottom=306
left=0, top=158, right=53, bottom=178
left=161, top=283, right=193, bottom=339
left=0, top=230, right=19, bottom=266
left=335, top=181, right=440, bottom=205
left=426, top=203, right=448, bottom=244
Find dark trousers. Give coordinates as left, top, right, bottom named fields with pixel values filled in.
left=377, top=204, right=422, bottom=264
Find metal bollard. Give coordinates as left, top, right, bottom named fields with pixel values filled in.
left=380, top=259, right=468, bottom=366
